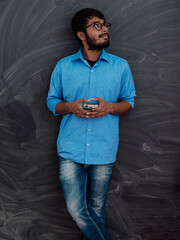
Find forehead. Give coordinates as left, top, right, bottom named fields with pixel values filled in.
left=87, top=16, right=105, bottom=25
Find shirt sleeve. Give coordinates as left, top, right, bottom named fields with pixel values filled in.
left=46, top=62, right=63, bottom=116
left=118, top=61, right=136, bottom=108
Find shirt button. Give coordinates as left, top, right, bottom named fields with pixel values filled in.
left=87, top=143, right=90, bottom=146
left=88, top=129, right=91, bottom=131
left=91, top=70, right=93, bottom=72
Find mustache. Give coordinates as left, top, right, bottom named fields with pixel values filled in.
left=99, top=33, right=109, bottom=38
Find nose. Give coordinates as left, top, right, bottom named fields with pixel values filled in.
left=102, top=24, right=108, bottom=33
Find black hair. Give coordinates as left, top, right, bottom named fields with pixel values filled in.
left=71, top=8, right=105, bottom=46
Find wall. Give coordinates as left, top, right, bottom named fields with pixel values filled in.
left=0, top=0, right=180, bottom=239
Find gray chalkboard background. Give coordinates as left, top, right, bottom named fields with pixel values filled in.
left=0, top=0, right=180, bottom=239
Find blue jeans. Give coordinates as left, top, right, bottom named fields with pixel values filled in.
left=59, top=156, right=114, bottom=240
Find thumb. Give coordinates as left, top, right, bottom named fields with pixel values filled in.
left=91, top=97, right=102, bottom=102
left=79, top=98, right=91, bottom=103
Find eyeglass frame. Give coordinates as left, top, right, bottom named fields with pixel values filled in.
left=84, top=21, right=111, bottom=31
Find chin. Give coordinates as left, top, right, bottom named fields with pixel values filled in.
left=87, top=40, right=110, bottom=50
left=99, top=41, right=110, bottom=49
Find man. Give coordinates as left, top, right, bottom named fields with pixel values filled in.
left=46, top=8, right=136, bottom=240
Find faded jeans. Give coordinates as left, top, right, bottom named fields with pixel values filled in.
left=59, top=156, right=114, bottom=240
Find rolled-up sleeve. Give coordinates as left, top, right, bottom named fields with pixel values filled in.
left=46, top=62, right=63, bottom=116
left=118, top=61, right=136, bottom=108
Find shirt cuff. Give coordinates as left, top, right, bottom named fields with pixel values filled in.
left=47, top=98, right=62, bottom=116
left=121, top=98, right=135, bottom=109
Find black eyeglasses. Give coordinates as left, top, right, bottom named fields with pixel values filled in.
left=85, top=21, right=111, bottom=31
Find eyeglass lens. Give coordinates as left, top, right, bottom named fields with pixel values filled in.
left=94, top=22, right=111, bottom=31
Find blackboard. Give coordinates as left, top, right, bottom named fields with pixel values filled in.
left=0, top=0, right=180, bottom=239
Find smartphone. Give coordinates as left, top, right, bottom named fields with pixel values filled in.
left=83, top=103, right=99, bottom=110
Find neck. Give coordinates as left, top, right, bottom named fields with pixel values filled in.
left=82, top=47, right=102, bottom=61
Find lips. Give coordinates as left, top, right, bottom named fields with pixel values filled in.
left=99, top=33, right=109, bottom=38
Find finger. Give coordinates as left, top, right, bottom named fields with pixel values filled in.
left=86, top=111, right=99, bottom=116
left=88, top=114, right=105, bottom=118
left=91, top=107, right=103, bottom=112
left=86, top=111, right=105, bottom=117
left=76, top=112, right=90, bottom=118
left=79, top=109, right=91, bottom=115
left=91, top=105, right=105, bottom=113
left=79, top=98, right=91, bottom=103
left=91, top=97, right=103, bottom=102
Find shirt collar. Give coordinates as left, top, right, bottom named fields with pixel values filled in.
left=72, top=48, right=109, bottom=62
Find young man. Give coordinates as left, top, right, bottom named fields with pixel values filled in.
left=46, top=8, right=136, bottom=240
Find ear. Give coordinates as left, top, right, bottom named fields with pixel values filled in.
left=77, top=31, right=86, bottom=41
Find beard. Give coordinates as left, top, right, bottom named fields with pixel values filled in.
left=85, top=32, right=110, bottom=50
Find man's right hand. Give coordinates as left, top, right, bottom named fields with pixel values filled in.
left=70, top=98, right=91, bottom=118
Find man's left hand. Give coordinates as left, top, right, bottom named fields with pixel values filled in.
left=85, top=97, right=112, bottom=118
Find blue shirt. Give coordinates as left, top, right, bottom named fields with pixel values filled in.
left=46, top=49, right=136, bottom=164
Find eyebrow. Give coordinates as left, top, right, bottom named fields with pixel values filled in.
left=89, top=21, right=105, bottom=25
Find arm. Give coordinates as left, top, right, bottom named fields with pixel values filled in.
left=47, top=61, right=92, bottom=118
left=109, top=100, right=132, bottom=115
left=47, top=62, right=91, bottom=118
